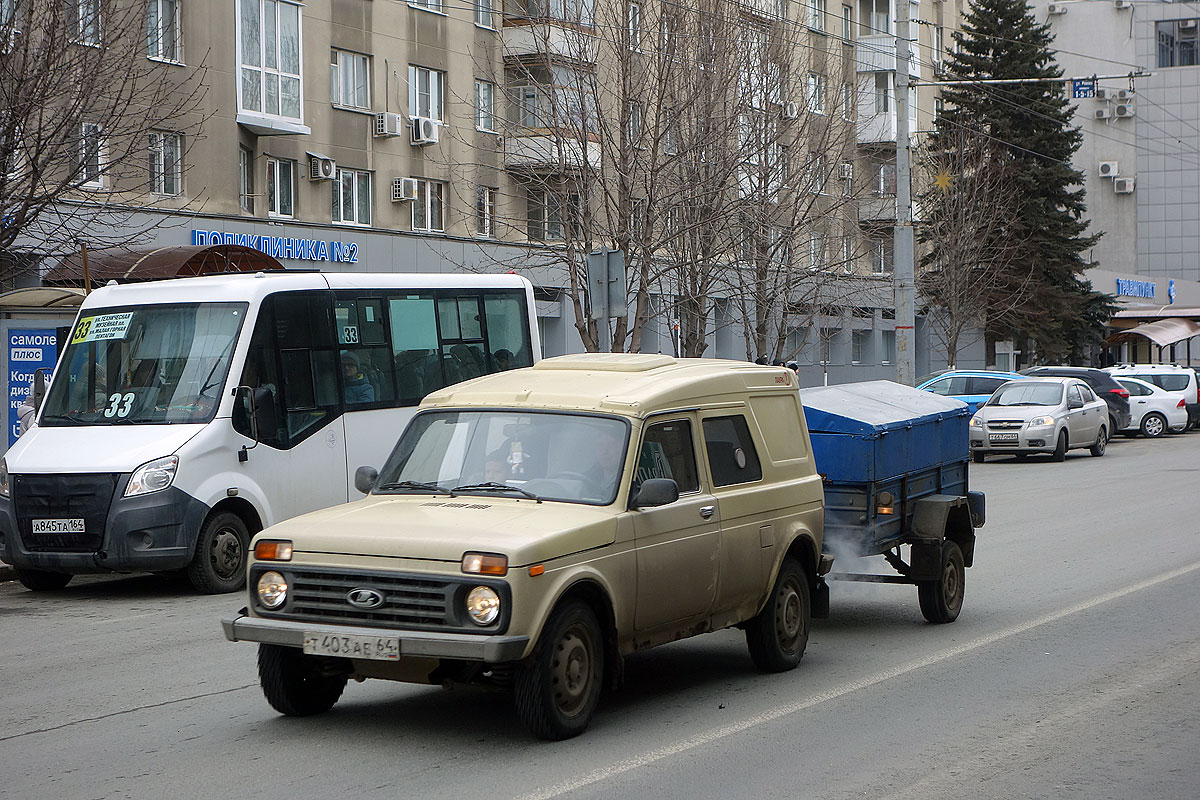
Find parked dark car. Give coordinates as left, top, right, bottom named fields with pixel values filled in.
left=1019, top=366, right=1132, bottom=434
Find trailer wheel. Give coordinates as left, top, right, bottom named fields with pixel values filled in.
left=513, top=599, right=604, bottom=740
left=918, top=540, right=965, bottom=624
left=258, top=644, right=347, bottom=716
left=745, top=557, right=810, bottom=673
left=16, top=568, right=72, bottom=592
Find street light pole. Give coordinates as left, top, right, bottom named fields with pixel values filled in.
left=893, top=0, right=916, bottom=385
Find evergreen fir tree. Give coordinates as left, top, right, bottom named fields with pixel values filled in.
left=928, top=0, right=1107, bottom=363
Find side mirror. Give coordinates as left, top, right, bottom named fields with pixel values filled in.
left=1068, top=398, right=1083, bottom=410
left=252, top=387, right=278, bottom=436
left=354, top=466, right=379, bottom=494
left=630, top=478, right=679, bottom=509
left=31, top=369, right=48, bottom=411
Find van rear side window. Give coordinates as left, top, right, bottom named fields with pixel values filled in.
left=702, top=415, right=762, bottom=487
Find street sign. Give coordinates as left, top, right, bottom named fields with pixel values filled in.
left=585, top=250, right=627, bottom=321
left=1071, top=78, right=1096, bottom=99
left=8, top=329, right=59, bottom=445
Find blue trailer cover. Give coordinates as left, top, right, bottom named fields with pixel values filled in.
left=800, top=381, right=970, bottom=484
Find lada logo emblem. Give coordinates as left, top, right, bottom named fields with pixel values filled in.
left=346, top=588, right=385, bottom=609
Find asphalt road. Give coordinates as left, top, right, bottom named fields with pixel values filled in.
left=2, top=433, right=1198, bottom=800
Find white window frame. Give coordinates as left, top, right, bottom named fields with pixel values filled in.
left=842, top=235, right=854, bottom=271
left=332, top=168, right=372, bottom=227
left=408, top=65, right=445, bottom=122
left=239, top=146, right=254, bottom=212
left=851, top=329, right=867, bottom=364
left=627, top=2, right=641, bottom=50
left=874, top=72, right=890, bottom=114
left=807, top=152, right=826, bottom=194
left=409, top=0, right=444, bottom=14
left=475, top=80, right=496, bottom=132
left=809, top=231, right=826, bottom=271
left=412, top=178, right=446, bottom=233
left=237, top=0, right=304, bottom=123
left=148, top=131, right=183, bottom=196
left=78, top=122, right=103, bottom=188
left=527, top=189, right=576, bottom=242
left=476, top=186, right=497, bottom=238
left=475, top=0, right=495, bottom=28
left=627, top=102, right=642, bottom=145
left=146, top=0, right=181, bottom=63
left=74, top=0, right=101, bottom=45
left=807, top=0, right=825, bottom=31
left=330, top=49, right=370, bottom=110
left=266, top=156, right=294, bottom=218
left=807, top=73, right=826, bottom=114
left=842, top=82, right=854, bottom=120
left=842, top=4, right=852, bottom=40
left=881, top=329, right=895, bottom=364
left=933, top=25, right=944, bottom=67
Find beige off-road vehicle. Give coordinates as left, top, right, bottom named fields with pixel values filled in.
left=222, top=354, right=831, bottom=739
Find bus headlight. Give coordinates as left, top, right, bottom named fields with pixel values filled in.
left=257, top=571, right=288, bottom=608
left=466, top=586, right=501, bottom=625
left=125, top=456, right=179, bottom=497
left=0, top=458, right=9, bottom=498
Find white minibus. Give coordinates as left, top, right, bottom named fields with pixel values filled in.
left=0, top=271, right=539, bottom=592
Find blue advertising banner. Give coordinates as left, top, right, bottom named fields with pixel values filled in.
left=8, top=329, right=59, bottom=445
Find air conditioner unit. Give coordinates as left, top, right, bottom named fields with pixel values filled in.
left=1115, top=0, right=1132, bottom=9
left=1116, top=88, right=1135, bottom=99
left=1098, top=160, right=1119, bottom=177
left=1095, top=87, right=1112, bottom=100
left=1094, top=108, right=1112, bottom=120
left=411, top=116, right=440, bottom=146
left=1113, top=177, right=1135, bottom=193
left=840, top=162, right=853, bottom=179
left=391, top=177, right=419, bottom=202
left=374, top=112, right=405, bottom=137
left=309, top=155, right=337, bottom=181
left=1180, top=19, right=1197, bottom=30
left=782, top=101, right=800, bottom=120
left=1114, top=102, right=1135, bottom=118
left=1047, top=2, right=1067, bottom=14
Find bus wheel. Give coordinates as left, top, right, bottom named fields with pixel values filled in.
left=186, top=511, right=250, bottom=594
left=16, top=568, right=72, bottom=592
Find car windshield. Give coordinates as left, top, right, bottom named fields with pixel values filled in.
left=376, top=410, right=630, bottom=506
left=988, top=382, right=1064, bottom=407
left=40, top=303, right=248, bottom=426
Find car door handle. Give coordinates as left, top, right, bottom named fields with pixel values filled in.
left=699, top=506, right=715, bottom=519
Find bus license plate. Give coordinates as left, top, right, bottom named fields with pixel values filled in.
left=989, top=433, right=1019, bottom=442
left=303, top=633, right=400, bottom=661
left=32, top=518, right=85, bottom=534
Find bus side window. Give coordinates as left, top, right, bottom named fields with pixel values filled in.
left=484, top=293, right=533, bottom=370
left=389, top=294, right=440, bottom=403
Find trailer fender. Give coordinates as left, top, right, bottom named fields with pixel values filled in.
left=910, top=494, right=977, bottom=572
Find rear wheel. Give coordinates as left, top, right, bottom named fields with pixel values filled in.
left=918, top=540, right=965, bottom=624
left=258, top=644, right=347, bottom=716
left=1141, top=412, right=1167, bottom=439
left=1051, top=430, right=1068, bottom=462
left=745, top=557, right=810, bottom=673
left=16, top=568, right=72, bottom=592
left=514, top=600, right=604, bottom=740
left=185, top=511, right=250, bottom=594
left=1090, top=426, right=1107, bottom=457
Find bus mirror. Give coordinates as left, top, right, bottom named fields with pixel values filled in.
left=251, top=387, right=277, bottom=438
left=31, top=370, right=48, bottom=411
left=354, top=466, right=379, bottom=494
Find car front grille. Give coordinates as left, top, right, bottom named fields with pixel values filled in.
left=13, top=473, right=119, bottom=551
left=986, top=420, right=1025, bottom=430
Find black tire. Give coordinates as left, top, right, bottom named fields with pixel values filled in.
left=1140, top=412, right=1167, bottom=439
left=514, top=599, right=604, bottom=740
left=185, top=511, right=250, bottom=594
left=257, top=644, right=347, bottom=716
left=745, top=557, right=810, bottom=673
left=1051, top=430, right=1068, bottom=462
left=1108, top=415, right=1118, bottom=438
left=16, top=568, right=72, bottom=591
left=918, top=540, right=965, bottom=624
left=1089, top=426, right=1107, bottom=457
left=972, top=452, right=985, bottom=464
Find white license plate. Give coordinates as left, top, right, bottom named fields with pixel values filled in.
left=303, top=633, right=400, bottom=661
left=32, top=518, right=85, bottom=534
left=989, top=432, right=1019, bottom=442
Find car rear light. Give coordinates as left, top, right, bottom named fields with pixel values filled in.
left=1179, top=398, right=1187, bottom=408
left=1110, top=387, right=1129, bottom=399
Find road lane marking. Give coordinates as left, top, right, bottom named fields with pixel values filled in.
left=518, top=559, right=1200, bottom=800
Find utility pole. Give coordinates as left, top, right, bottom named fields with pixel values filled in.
left=893, top=0, right=915, bottom=385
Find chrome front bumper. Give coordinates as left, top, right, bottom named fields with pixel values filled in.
left=221, top=611, right=532, bottom=663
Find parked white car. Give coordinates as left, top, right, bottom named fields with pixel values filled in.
left=969, top=377, right=1109, bottom=462
left=1114, top=377, right=1188, bottom=438
left=1104, top=364, right=1199, bottom=431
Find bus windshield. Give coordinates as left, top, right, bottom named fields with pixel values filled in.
left=41, top=303, right=248, bottom=426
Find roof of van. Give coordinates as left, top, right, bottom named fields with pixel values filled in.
left=420, top=354, right=797, bottom=417
left=76, top=271, right=533, bottom=308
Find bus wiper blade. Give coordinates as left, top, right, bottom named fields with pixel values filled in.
left=451, top=482, right=543, bottom=503
left=377, top=480, right=455, bottom=496
left=39, top=413, right=89, bottom=426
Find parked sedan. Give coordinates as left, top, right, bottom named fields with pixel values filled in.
left=970, top=377, right=1109, bottom=462
left=1115, top=377, right=1189, bottom=438
left=917, top=370, right=1025, bottom=413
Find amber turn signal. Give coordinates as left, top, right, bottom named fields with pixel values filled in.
left=462, top=552, right=508, bottom=576
left=254, top=540, right=294, bottom=561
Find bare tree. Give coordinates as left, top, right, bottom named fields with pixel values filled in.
left=0, top=0, right=207, bottom=284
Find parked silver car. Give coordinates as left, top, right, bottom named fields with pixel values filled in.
left=969, top=377, right=1109, bottom=462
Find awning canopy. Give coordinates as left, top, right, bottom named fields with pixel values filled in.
left=1106, top=317, right=1200, bottom=348
left=45, top=244, right=285, bottom=285
left=0, top=286, right=86, bottom=310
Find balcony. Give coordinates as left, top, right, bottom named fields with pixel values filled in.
left=504, top=133, right=600, bottom=171
left=856, top=33, right=920, bottom=77
left=502, top=19, right=597, bottom=62
left=858, top=195, right=896, bottom=222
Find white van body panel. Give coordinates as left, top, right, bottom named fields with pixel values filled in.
left=5, top=424, right=204, bottom=473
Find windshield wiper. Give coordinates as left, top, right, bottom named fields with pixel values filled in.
left=451, top=482, right=543, bottom=503
left=377, top=480, right=455, bottom=496
left=39, top=413, right=89, bottom=426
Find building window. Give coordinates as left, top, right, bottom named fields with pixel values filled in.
left=410, top=0, right=443, bottom=13
left=475, top=0, right=495, bottom=28
left=872, top=237, right=893, bottom=273
left=266, top=157, right=294, bottom=217
left=239, top=146, right=254, bottom=212
left=806, top=152, right=826, bottom=194
left=146, top=0, right=180, bottom=62
left=527, top=189, right=578, bottom=241
left=840, top=161, right=853, bottom=195
left=77, top=123, right=103, bottom=187
left=933, top=25, right=944, bottom=68
left=148, top=131, right=182, bottom=195
left=409, top=65, right=445, bottom=121
left=627, top=102, right=642, bottom=144
left=851, top=329, right=868, bottom=364
left=238, top=0, right=302, bottom=121
left=934, top=96, right=944, bottom=119
left=807, top=0, right=825, bottom=31
left=807, top=73, right=826, bottom=114
left=476, top=80, right=496, bottom=132
left=476, top=186, right=497, bottom=237
left=412, top=178, right=445, bottom=232
left=332, top=168, right=371, bottom=226
left=874, top=72, right=890, bottom=113
left=628, top=2, right=641, bottom=50
left=842, top=235, right=854, bottom=270
left=74, top=0, right=101, bottom=45
left=881, top=329, right=895, bottom=363
left=330, top=49, right=369, bottom=109
left=842, top=4, right=852, bottom=39
left=867, top=0, right=888, bottom=34
left=809, top=231, right=826, bottom=270
left=1156, top=19, right=1198, bottom=67
left=874, top=161, right=896, bottom=195
left=842, top=82, right=854, bottom=120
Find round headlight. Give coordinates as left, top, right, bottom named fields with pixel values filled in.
left=257, top=570, right=288, bottom=609
left=466, top=585, right=501, bottom=626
